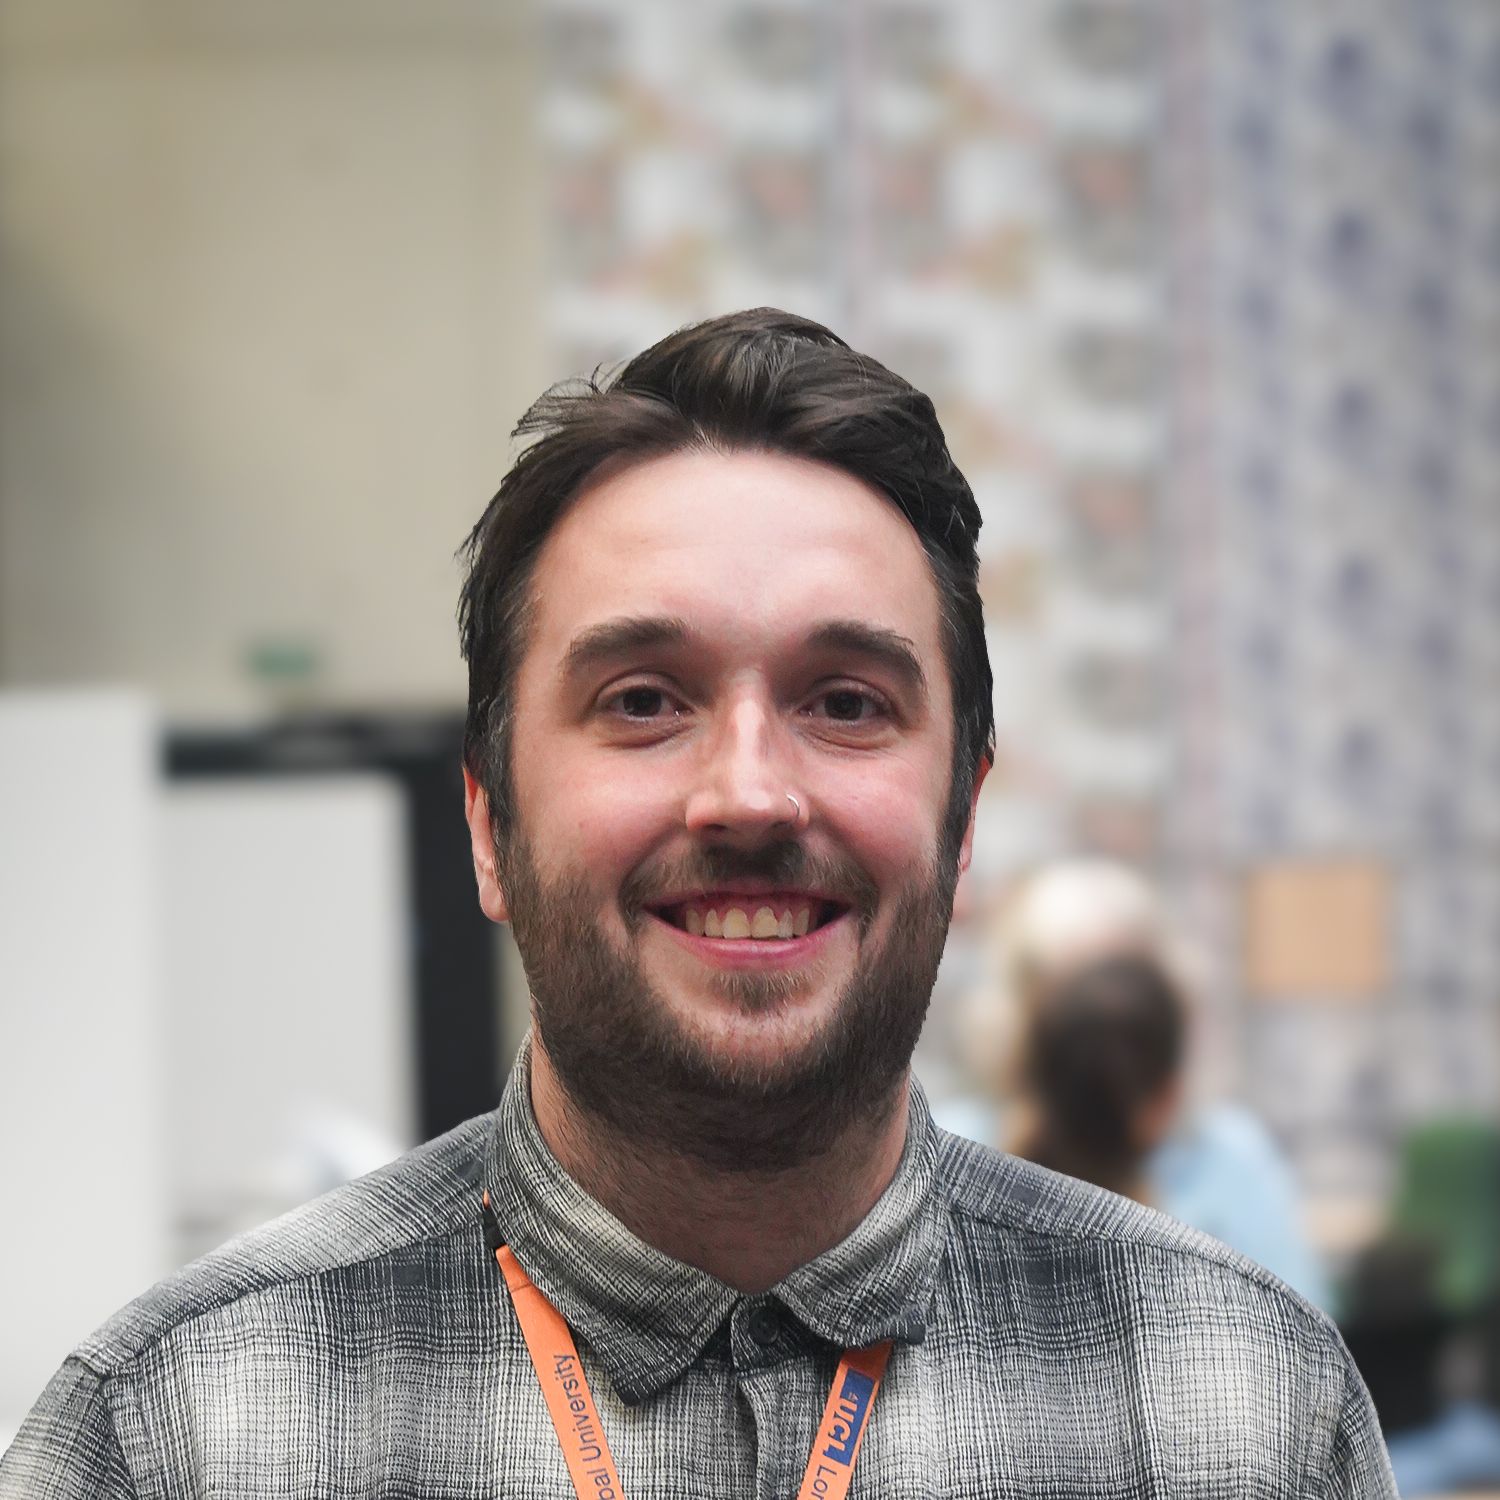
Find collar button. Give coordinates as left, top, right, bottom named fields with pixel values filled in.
left=746, top=1301, right=781, bottom=1347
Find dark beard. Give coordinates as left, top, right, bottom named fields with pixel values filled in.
left=498, top=833, right=958, bottom=1172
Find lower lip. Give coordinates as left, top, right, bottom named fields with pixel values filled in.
left=647, top=910, right=850, bottom=968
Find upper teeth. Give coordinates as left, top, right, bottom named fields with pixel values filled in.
left=685, top=905, right=812, bottom=940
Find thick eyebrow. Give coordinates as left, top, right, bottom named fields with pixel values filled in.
left=560, top=616, right=692, bottom=681
left=559, top=613, right=929, bottom=704
left=806, top=621, right=929, bottom=706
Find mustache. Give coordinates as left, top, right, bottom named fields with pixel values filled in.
left=618, top=841, right=879, bottom=922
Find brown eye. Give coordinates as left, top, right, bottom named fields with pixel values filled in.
left=807, top=686, right=888, bottom=725
left=617, top=687, right=668, bottom=719
left=823, top=689, right=871, bottom=721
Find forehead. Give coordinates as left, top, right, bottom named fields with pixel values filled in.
left=522, top=448, right=948, bottom=681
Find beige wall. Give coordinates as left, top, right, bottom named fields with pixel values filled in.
left=0, top=0, right=546, bottom=718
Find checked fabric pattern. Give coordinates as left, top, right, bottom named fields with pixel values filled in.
left=3, top=1040, right=1394, bottom=1497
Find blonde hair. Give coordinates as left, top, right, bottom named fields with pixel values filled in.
left=998, top=858, right=1171, bottom=1010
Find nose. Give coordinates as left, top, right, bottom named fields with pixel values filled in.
left=684, top=694, right=799, bottom=843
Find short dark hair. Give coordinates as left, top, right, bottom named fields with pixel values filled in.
left=458, top=307, right=994, bottom=859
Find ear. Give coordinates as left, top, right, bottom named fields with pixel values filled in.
left=463, top=765, right=509, bottom=924
left=956, top=756, right=991, bottom=877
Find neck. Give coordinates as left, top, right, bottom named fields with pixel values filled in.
left=528, top=1038, right=911, bottom=1294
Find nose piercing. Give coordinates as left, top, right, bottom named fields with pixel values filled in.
left=786, top=793, right=801, bottom=821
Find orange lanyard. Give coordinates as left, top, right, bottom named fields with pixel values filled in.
left=483, top=1193, right=892, bottom=1500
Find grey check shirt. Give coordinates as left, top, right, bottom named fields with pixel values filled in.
left=3, top=1042, right=1395, bottom=1497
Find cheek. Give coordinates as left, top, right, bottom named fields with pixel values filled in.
left=518, top=749, right=677, bottom=878
left=808, top=754, right=947, bottom=870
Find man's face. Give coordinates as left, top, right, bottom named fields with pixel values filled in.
left=466, top=448, right=981, bottom=1165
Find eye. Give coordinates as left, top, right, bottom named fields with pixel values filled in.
left=805, top=686, right=888, bottom=724
left=616, top=686, right=670, bottom=719
left=598, top=681, right=686, bottom=725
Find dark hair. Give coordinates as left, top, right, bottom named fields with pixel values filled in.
left=458, top=307, right=994, bottom=859
left=1019, top=954, right=1186, bottom=1197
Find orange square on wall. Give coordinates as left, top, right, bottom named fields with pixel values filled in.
left=1244, top=860, right=1391, bottom=999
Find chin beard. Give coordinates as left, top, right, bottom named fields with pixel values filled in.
left=498, top=833, right=958, bottom=1173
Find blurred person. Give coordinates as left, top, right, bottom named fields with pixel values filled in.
left=935, top=856, right=1166, bottom=1144
left=1012, top=951, right=1187, bottom=1202
left=2, top=312, right=1392, bottom=1496
left=946, top=859, right=1330, bottom=1309
left=1020, top=950, right=1330, bottom=1310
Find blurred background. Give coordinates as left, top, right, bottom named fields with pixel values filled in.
left=2, top=0, right=1497, bottom=1484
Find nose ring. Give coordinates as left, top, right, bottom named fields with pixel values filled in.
left=786, top=793, right=801, bottom=822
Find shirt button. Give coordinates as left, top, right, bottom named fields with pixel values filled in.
left=746, top=1302, right=781, bottom=1346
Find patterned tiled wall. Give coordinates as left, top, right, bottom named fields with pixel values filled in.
left=539, top=0, right=1500, bottom=1207
left=1163, top=0, right=1500, bottom=1203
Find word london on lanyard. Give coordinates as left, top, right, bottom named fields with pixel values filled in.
left=483, top=1193, right=893, bottom=1500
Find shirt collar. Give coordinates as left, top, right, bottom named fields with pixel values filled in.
left=483, top=1036, right=948, bottom=1405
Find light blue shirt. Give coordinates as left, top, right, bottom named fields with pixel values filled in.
left=1146, top=1103, right=1331, bottom=1312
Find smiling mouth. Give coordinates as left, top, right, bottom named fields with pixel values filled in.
left=649, top=895, right=846, bottom=942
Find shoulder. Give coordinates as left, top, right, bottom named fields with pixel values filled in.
left=932, top=1129, right=1394, bottom=1494
left=934, top=1125, right=1332, bottom=1343
left=73, top=1111, right=495, bottom=1380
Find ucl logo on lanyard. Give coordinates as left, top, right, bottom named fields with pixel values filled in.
left=821, top=1367, right=877, bottom=1465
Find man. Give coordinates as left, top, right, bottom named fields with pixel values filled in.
left=2, top=310, right=1395, bottom=1496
